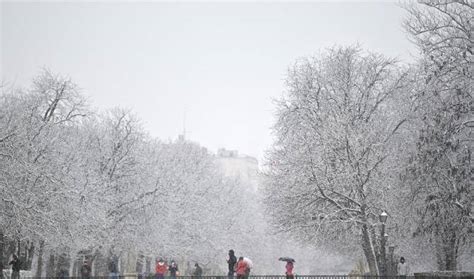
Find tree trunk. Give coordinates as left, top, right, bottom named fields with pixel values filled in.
left=445, top=232, right=458, bottom=271
left=0, top=229, right=4, bottom=279
left=94, top=249, right=107, bottom=276
left=26, top=242, right=34, bottom=270
left=24, top=241, right=29, bottom=270
left=435, top=231, right=459, bottom=271
left=16, top=239, right=20, bottom=257
left=145, top=257, right=151, bottom=275
left=361, top=223, right=379, bottom=275
left=370, top=225, right=382, bottom=272
left=72, top=256, right=79, bottom=277
left=445, top=252, right=457, bottom=271
left=136, top=253, right=144, bottom=274
left=56, top=253, right=71, bottom=277
left=35, top=240, right=44, bottom=278
left=46, top=253, right=55, bottom=278
left=6, top=240, right=15, bottom=262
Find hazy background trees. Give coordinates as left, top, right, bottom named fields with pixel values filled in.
left=0, top=69, right=298, bottom=276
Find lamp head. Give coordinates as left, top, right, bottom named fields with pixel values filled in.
left=379, top=211, right=388, bottom=223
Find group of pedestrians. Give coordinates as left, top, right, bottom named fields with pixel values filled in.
left=6, top=251, right=412, bottom=279
left=226, top=249, right=253, bottom=279
left=154, top=258, right=202, bottom=279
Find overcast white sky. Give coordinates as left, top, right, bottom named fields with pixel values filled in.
left=1, top=1, right=416, bottom=161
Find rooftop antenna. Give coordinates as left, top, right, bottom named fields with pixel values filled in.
left=182, top=109, right=187, bottom=140
left=179, top=108, right=190, bottom=141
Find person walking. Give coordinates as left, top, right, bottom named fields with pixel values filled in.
left=285, top=261, right=294, bottom=279
left=155, top=258, right=168, bottom=279
left=169, top=261, right=179, bottom=279
left=235, top=257, right=248, bottom=279
left=8, top=254, right=21, bottom=279
left=227, top=250, right=237, bottom=279
left=397, top=257, right=410, bottom=278
left=192, top=263, right=203, bottom=279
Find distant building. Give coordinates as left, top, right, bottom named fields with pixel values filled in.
left=215, top=148, right=259, bottom=191
left=217, top=148, right=239, bottom=157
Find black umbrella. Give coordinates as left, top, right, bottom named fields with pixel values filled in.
left=278, top=257, right=295, bottom=262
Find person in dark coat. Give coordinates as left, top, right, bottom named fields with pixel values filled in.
left=80, top=261, right=91, bottom=279
left=9, top=254, right=21, bottom=279
left=192, top=263, right=202, bottom=279
left=227, top=249, right=237, bottom=279
left=168, top=261, right=179, bottom=279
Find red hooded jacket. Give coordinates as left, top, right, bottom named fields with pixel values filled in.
left=156, top=262, right=168, bottom=274
left=235, top=260, right=248, bottom=275
left=285, top=262, right=294, bottom=275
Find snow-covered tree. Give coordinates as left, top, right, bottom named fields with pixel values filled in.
left=263, top=46, right=411, bottom=275
left=0, top=70, right=89, bottom=275
left=402, top=0, right=473, bottom=270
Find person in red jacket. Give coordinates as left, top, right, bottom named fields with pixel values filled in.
left=235, top=257, right=248, bottom=279
left=155, top=258, right=168, bottom=279
left=285, top=261, right=294, bottom=279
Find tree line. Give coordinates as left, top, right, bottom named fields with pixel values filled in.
left=0, top=68, right=281, bottom=276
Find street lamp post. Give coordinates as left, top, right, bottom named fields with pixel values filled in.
left=379, top=211, right=388, bottom=276
left=388, top=245, right=396, bottom=276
